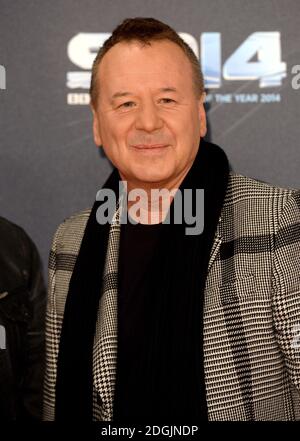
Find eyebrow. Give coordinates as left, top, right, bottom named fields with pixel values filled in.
left=110, top=87, right=178, bottom=102
left=111, top=91, right=131, bottom=100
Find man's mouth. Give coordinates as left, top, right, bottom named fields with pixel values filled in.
left=131, top=144, right=169, bottom=150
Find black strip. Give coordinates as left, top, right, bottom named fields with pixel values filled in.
left=275, top=223, right=300, bottom=249
left=220, top=235, right=272, bottom=259
left=49, top=252, right=77, bottom=271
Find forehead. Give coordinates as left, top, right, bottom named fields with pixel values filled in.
left=97, top=40, right=194, bottom=93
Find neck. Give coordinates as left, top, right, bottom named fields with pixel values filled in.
left=119, top=165, right=192, bottom=225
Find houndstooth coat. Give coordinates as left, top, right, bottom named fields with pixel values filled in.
left=43, top=173, right=300, bottom=421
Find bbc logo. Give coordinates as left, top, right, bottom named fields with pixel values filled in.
left=0, top=65, right=6, bottom=90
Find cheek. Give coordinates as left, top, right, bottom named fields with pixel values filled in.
left=185, top=109, right=202, bottom=136
left=167, top=113, right=199, bottom=142
left=100, top=121, right=122, bottom=147
left=105, top=117, right=133, bottom=145
left=168, top=112, right=202, bottom=156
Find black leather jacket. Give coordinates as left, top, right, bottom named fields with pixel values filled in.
left=0, top=217, right=46, bottom=420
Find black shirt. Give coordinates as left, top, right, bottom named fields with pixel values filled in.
left=115, top=217, right=163, bottom=420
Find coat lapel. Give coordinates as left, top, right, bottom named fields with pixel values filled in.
left=208, top=216, right=223, bottom=272
left=93, top=209, right=121, bottom=420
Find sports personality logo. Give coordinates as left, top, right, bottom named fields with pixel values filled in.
left=66, top=31, right=287, bottom=105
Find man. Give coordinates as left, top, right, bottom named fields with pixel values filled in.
left=43, top=17, right=300, bottom=421
left=0, top=216, right=46, bottom=420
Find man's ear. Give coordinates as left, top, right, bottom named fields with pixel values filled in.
left=91, top=105, right=102, bottom=147
left=198, top=93, right=207, bottom=138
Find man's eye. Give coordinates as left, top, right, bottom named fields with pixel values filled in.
left=160, top=98, right=175, bottom=104
left=120, top=101, right=135, bottom=108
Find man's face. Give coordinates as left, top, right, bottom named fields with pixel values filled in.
left=92, top=39, right=206, bottom=190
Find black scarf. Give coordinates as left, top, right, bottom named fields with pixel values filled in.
left=55, top=140, right=229, bottom=422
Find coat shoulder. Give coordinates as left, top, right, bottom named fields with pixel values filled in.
left=61, top=207, right=92, bottom=227
left=226, top=172, right=297, bottom=205
left=52, top=208, right=92, bottom=256
left=219, top=173, right=299, bottom=240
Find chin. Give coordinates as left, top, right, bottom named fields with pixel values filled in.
left=122, top=174, right=167, bottom=187
left=132, top=166, right=174, bottom=186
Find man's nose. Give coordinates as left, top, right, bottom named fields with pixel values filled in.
left=134, top=101, right=164, bottom=132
